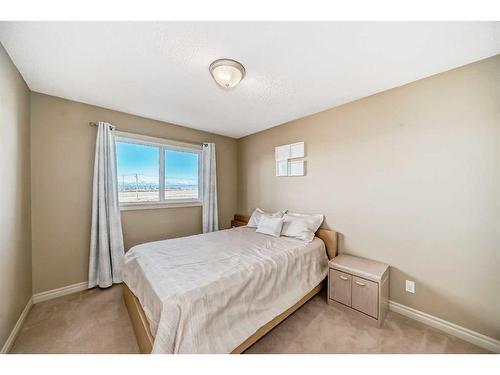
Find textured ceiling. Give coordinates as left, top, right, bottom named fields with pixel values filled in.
left=1, top=22, right=499, bottom=138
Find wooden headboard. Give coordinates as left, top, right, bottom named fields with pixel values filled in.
left=231, top=214, right=338, bottom=260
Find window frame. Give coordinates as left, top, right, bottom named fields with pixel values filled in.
left=114, top=131, right=203, bottom=210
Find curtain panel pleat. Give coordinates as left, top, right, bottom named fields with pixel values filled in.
left=202, top=143, right=219, bottom=233
left=88, top=122, right=125, bottom=288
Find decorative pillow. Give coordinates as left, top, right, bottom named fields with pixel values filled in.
left=256, top=216, right=285, bottom=238
left=247, top=208, right=286, bottom=228
left=281, top=212, right=324, bottom=242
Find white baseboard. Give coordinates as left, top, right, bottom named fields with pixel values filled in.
left=2, top=282, right=88, bottom=353
left=1, top=297, right=33, bottom=354
left=32, top=281, right=89, bottom=304
left=3, top=284, right=499, bottom=354
left=389, top=300, right=500, bottom=353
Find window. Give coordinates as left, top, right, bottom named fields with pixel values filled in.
left=116, top=142, right=160, bottom=203
left=115, top=132, right=202, bottom=208
left=165, top=149, right=199, bottom=200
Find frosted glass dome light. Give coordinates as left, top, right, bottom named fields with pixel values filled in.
left=209, top=59, right=246, bottom=88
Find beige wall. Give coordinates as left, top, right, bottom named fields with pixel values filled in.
left=0, top=44, right=32, bottom=347
left=4, top=44, right=498, bottom=343
left=30, top=93, right=238, bottom=294
left=238, top=55, right=500, bottom=338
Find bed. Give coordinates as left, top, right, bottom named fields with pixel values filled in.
left=123, top=213, right=338, bottom=354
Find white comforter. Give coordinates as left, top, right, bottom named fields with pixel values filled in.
left=123, top=226, right=328, bottom=354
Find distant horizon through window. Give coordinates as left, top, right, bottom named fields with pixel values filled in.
left=115, top=136, right=201, bottom=205
left=116, top=142, right=159, bottom=203
left=165, top=149, right=199, bottom=200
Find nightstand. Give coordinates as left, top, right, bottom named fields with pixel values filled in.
left=231, top=214, right=249, bottom=228
left=327, top=254, right=389, bottom=327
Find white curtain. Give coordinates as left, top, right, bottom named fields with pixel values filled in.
left=88, top=122, right=125, bottom=288
left=202, top=142, right=219, bottom=233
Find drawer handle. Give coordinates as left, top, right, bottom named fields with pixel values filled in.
left=339, top=276, right=349, bottom=281
left=355, top=281, right=366, bottom=286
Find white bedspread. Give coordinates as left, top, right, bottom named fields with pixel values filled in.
left=123, top=226, right=328, bottom=354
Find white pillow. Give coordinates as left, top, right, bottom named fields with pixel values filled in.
left=281, top=212, right=324, bottom=242
left=256, top=216, right=284, bottom=238
left=247, top=208, right=286, bottom=228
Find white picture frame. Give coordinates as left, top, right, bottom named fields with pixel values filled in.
left=275, top=144, right=290, bottom=161
left=289, top=142, right=305, bottom=159
left=275, top=141, right=306, bottom=177
left=288, top=160, right=304, bottom=176
left=276, top=160, right=288, bottom=176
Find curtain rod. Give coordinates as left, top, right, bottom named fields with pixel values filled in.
left=89, top=122, right=207, bottom=147
left=89, top=121, right=115, bottom=129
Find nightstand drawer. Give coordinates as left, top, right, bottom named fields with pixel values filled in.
left=351, top=276, right=378, bottom=318
left=329, top=269, right=352, bottom=306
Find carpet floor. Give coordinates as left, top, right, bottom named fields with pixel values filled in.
left=10, top=284, right=488, bottom=354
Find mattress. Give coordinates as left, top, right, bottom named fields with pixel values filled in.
left=122, top=226, right=328, bottom=354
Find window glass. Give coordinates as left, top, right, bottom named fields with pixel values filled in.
left=116, top=142, right=160, bottom=203
left=165, top=149, right=199, bottom=200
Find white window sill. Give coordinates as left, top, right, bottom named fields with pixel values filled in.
left=120, top=201, right=202, bottom=211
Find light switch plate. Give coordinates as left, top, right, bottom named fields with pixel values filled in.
left=405, top=280, right=415, bottom=294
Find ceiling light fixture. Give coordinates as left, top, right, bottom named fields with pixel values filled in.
left=209, top=59, right=246, bottom=89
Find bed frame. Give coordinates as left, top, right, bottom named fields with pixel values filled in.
left=123, top=213, right=338, bottom=354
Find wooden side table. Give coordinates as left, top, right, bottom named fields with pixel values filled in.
left=231, top=214, right=250, bottom=228
left=327, top=254, right=390, bottom=327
